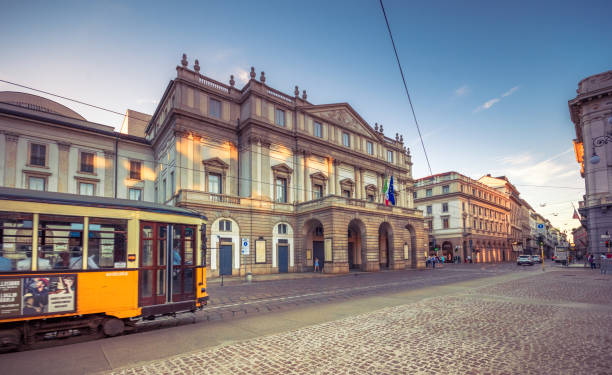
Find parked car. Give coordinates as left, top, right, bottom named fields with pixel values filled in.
left=531, top=255, right=542, bottom=263
left=517, top=255, right=534, bottom=266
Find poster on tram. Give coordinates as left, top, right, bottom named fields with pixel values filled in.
left=0, top=275, right=77, bottom=318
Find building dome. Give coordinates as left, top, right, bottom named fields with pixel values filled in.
left=0, top=91, right=86, bottom=121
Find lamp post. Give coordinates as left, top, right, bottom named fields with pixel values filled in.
left=590, top=116, right=612, bottom=164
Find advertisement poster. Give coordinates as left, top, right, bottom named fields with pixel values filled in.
left=0, top=275, right=77, bottom=318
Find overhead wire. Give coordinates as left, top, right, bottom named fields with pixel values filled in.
left=379, top=0, right=433, bottom=176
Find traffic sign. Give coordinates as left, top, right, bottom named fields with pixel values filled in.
left=537, top=224, right=545, bottom=233
left=241, top=238, right=250, bottom=255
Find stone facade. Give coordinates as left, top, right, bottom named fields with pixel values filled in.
left=569, top=70, right=612, bottom=258
left=414, top=171, right=512, bottom=263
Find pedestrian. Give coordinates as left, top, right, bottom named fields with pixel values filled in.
left=588, top=254, right=595, bottom=270
left=314, top=257, right=320, bottom=273
left=426, top=256, right=430, bottom=268
left=432, top=256, right=436, bottom=269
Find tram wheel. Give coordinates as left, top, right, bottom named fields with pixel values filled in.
left=102, top=318, right=125, bottom=337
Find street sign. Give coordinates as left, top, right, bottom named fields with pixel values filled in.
left=241, top=238, right=250, bottom=255
left=537, top=224, right=545, bottom=233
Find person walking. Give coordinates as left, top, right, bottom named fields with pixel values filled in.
left=314, top=257, right=320, bottom=272
left=588, top=254, right=595, bottom=270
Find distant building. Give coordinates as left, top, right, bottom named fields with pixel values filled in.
left=414, top=171, right=511, bottom=263
left=569, top=70, right=612, bottom=258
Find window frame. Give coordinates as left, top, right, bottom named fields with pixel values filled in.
left=28, top=142, right=48, bottom=168
left=314, top=121, right=322, bottom=138
left=387, top=150, right=393, bottom=163
left=129, top=160, right=143, bottom=180
left=442, top=185, right=450, bottom=194
left=128, top=187, right=143, bottom=201
left=79, top=151, right=96, bottom=174
left=442, top=202, right=449, bottom=213
left=79, top=181, right=95, bottom=196
left=275, top=108, right=286, bottom=127
left=367, top=141, right=373, bottom=155
left=342, top=132, right=350, bottom=147
left=275, top=177, right=288, bottom=203
left=208, top=173, right=222, bottom=194
left=209, top=98, right=222, bottom=119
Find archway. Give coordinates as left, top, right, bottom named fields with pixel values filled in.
left=442, top=241, right=453, bottom=261
left=404, top=224, right=418, bottom=268
left=303, top=219, right=325, bottom=272
left=348, top=219, right=366, bottom=270
left=378, top=222, right=394, bottom=269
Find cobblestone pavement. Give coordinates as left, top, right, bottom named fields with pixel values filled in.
left=138, top=263, right=535, bottom=331
left=105, top=268, right=612, bottom=375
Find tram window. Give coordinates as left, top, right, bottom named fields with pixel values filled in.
left=0, top=212, right=33, bottom=271
left=37, top=215, right=87, bottom=270
left=88, top=218, right=127, bottom=268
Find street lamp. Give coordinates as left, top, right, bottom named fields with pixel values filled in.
left=591, top=116, right=612, bottom=164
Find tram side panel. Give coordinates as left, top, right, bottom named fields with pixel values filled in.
left=78, top=270, right=140, bottom=318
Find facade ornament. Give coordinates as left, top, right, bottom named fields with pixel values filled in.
left=229, top=75, right=235, bottom=87
left=250, top=67, right=256, bottom=79
left=400, top=135, right=403, bottom=143
left=260, top=71, right=266, bottom=83
left=181, top=53, right=188, bottom=67
left=302, top=90, right=307, bottom=100
left=194, top=59, right=200, bottom=72
left=379, top=124, right=384, bottom=134
left=294, top=86, right=299, bottom=97
left=374, top=123, right=379, bottom=132
left=395, top=133, right=399, bottom=141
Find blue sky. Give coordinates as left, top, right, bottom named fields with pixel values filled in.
left=1, top=0, right=611, bottom=234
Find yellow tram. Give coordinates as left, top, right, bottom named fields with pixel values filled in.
left=0, top=187, right=208, bottom=349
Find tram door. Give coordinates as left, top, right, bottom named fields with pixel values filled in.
left=140, top=222, right=196, bottom=307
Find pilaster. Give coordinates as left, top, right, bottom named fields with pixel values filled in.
left=57, top=142, right=71, bottom=193
left=103, top=150, right=115, bottom=197
left=3, top=132, right=19, bottom=188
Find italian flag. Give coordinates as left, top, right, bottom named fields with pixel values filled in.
left=382, top=176, right=395, bottom=206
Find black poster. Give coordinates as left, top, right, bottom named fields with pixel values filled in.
left=0, top=278, right=22, bottom=317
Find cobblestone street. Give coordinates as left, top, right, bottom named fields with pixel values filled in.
left=104, top=268, right=612, bottom=375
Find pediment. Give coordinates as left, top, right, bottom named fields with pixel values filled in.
left=272, top=163, right=294, bottom=174
left=202, top=157, right=229, bottom=169
left=304, top=104, right=379, bottom=139
left=339, top=178, right=354, bottom=186
left=365, top=183, right=378, bottom=192
left=310, top=171, right=328, bottom=181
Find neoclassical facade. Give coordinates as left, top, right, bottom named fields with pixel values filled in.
left=0, top=55, right=426, bottom=278
left=414, top=172, right=512, bottom=263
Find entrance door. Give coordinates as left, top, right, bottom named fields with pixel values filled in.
left=313, top=240, right=324, bottom=271
left=348, top=242, right=355, bottom=269
left=219, top=244, right=233, bottom=276
left=278, top=245, right=289, bottom=273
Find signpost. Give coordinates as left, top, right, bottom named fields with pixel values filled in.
left=241, top=238, right=249, bottom=282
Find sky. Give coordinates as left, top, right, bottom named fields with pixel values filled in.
left=1, top=0, right=611, bottom=235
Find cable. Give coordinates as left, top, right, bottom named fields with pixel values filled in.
left=379, top=0, right=433, bottom=176
left=514, top=184, right=584, bottom=190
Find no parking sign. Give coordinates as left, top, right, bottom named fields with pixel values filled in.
left=241, top=238, right=250, bottom=255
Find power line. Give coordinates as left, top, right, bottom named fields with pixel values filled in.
left=514, top=184, right=584, bottom=190
left=379, top=0, right=433, bottom=176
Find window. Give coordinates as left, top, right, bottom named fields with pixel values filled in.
left=426, top=189, right=432, bottom=197
left=37, top=215, right=86, bottom=270
left=276, top=178, right=287, bottom=203
left=209, top=173, right=221, bottom=194
left=367, top=141, right=373, bottom=155
left=80, top=152, right=95, bottom=173
left=473, top=219, right=476, bottom=228
left=442, top=185, right=450, bottom=194
left=219, top=220, right=232, bottom=232
left=79, top=182, right=94, bottom=196
left=413, top=191, right=417, bottom=199
left=462, top=202, right=465, bottom=211
left=478, top=190, right=482, bottom=198
left=129, top=188, right=142, bottom=201
left=343, top=189, right=351, bottom=198
left=342, top=132, right=350, bottom=147
left=87, top=218, right=127, bottom=268
left=472, top=188, right=476, bottom=195
left=278, top=223, right=287, bottom=234
left=460, top=185, right=464, bottom=192
left=479, top=207, right=482, bottom=215
left=442, top=203, right=448, bottom=212
left=472, top=205, right=475, bottom=214
left=314, top=226, right=323, bottom=237
left=162, top=179, right=167, bottom=201
left=427, top=220, right=433, bottom=232
left=367, top=194, right=374, bottom=202
left=387, top=150, right=393, bottom=163
left=314, top=122, right=322, bottom=138
left=30, top=143, right=46, bottom=166
left=443, top=218, right=449, bottom=229
left=314, top=184, right=323, bottom=199
left=479, top=221, right=482, bottom=230
left=28, top=176, right=45, bottom=191
left=275, top=108, right=285, bottom=126
left=0, top=212, right=33, bottom=271
left=426, top=205, right=432, bottom=215
left=170, top=171, right=175, bottom=196
left=209, top=98, right=221, bottom=119
left=129, top=160, right=142, bottom=180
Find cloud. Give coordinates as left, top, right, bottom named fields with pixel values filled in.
left=236, top=68, right=249, bottom=84
left=498, top=152, right=533, bottom=165
left=136, top=99, right=159, bottom=106
left=454, top=85, right=469, bottom=96
left=473, top=85, right=519, bottom=112
left=502, top=86, right=519, bottom=97
left=495, top=148, right=575, bottom=186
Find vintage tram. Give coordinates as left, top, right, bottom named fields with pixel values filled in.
left=0, top=187, right=208, bottom=349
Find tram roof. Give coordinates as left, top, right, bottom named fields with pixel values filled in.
left=0, top=188, right=207, bottom=221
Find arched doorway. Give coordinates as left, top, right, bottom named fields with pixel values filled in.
left=378, top=222, right=393, bottom=269
left=303, top=219, right=324, bottom=272
left=442, top=241, right=453, bottom=261
left=273, top=222, right=294, bottom=273
left=404, top=224, right=418, bottom=268
left=348, top=219, right=366, bottom=270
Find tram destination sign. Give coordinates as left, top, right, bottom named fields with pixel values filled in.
left=0, top=275, right=77, bottom=319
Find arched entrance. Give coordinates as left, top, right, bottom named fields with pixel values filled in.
left=378, top=222, right=394, bottom=269
left=348, top=219, right=366, bottom=270
left=442, top=241, right=453, bottom=261
left=303, top=219, right=324, bottom=272
left=404, top=224, right=418, bottom=268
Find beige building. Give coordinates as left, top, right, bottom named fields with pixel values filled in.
left=415, top=171, right=511, bottom=263
left=0, top=54, right=426, bottom=278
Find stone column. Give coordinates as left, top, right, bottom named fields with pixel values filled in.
left=229, top=141, right=238, bottom=196
left=334, top=160, right=340, bottom=196
left=103, top=150, right=115, bottom=198
left=57, top=142, right=70, bottom=193
left=303, top=151, right=309, bottom=201
left=359, top=168, right=365, bottom=200
left=327, top=157, right=334, bottom=195
left=377, top=173, right=383, bottom=203
left=193, top=136, right=201, bottom=191
left=261, top=141, right=271, bottom=200
left=354, top=166, right=360, bottom=199
left=250, top=137, right=260, bottom=198
left=4, top=133, right=19, bottom=188
left=297, top=151, right=304, bottom=203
